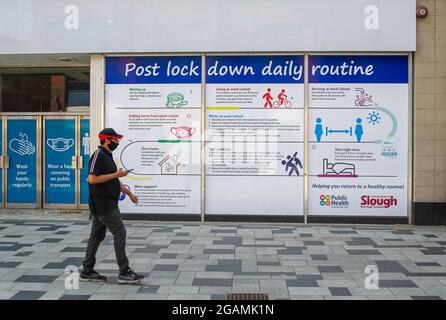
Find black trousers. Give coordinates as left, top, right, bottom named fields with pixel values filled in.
left=82, top=207, right=130, bottom=274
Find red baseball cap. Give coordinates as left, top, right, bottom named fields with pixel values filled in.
left=98, top=128, right=123, bottom=141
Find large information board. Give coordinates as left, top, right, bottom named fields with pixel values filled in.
left=308, top=55, right=409, bottom=216
left=104, top=54, right=410, bottom=218
left=205, top=56, right=305, bottom=215
left=105, top=56, right=202, bottom=214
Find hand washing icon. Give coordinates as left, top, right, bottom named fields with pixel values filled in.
left=9, top=133, right=36, bottom=156
left=47, top=137, right=74, bottom=152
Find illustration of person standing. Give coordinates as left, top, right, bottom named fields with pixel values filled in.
left=315, top=118, right=323, bottom=142
left=282, top=152, right=303, bottom=176
left=83, top=132, right=90, bottom=155
left=355, top=118, right=363, bottom=142
left=262, top=88, right=273, bottom=108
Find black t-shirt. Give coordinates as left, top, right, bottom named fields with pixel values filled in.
left=88, top=146, right=120, bottom=214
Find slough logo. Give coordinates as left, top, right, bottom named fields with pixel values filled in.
left=320, top=195, right=331, bottom=206
left=361, top=195, right=397, bottom=208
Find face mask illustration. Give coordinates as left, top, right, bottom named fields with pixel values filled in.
left=171, top=126, right=195, bottom=140
left=47, top=138, right=74, bottom=152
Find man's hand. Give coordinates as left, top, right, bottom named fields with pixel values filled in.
left=129, top=194, right=139, bottom=205
left=115, top=168, right=129, bottom=178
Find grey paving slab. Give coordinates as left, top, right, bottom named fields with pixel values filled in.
left=123, top=293, right=169, bottom=300
left=286, top=278, right=319, bottom=287
left=152, top=264, right=179, bottom=272
left=1, top=215, right=446, bottom=300
left=89, top=293, right=126, bottom=300
left=10, top=290, right=46, bottom=300
left=328, top=287, right=352, bottom=296
left=14, top=275, right=58, bottom=283
left=288, top=287, right=331, bottom=296
left=59, top=294, right=90, bottom=300
left=318, top=266, right=344, bottom=273
left=411, top=296, right=442, bottom=300
left=198, top=286, right=232, bottom=294
left=379, top=280, right=418, bottom=288
left=158, top=285, right=200, bottom=294
left=193, top=278, right=233, bottom=286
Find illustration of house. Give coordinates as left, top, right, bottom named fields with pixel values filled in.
left=159, top=155, right=180, bottom=175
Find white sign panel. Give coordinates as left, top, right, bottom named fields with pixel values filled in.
left=308, top=55, right=409, bottom=217
left=105, top=56, right=202, bottom=214
left=205, top=56, right=305, bottom=216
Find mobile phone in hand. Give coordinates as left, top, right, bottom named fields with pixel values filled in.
left=125, top=169, right=134, bottom=173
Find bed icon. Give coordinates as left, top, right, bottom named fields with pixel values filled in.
left=318, top=158, right=357, bottom=178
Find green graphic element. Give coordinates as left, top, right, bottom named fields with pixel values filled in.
left=158, top=140, right=191, bottom=143
left=166, top=93, right=188, bottom=108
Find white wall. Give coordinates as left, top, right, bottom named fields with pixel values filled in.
left=0, top=0, right=415, bottom=54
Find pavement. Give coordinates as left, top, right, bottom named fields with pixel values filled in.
left=0, top=209, right=445, bottom=300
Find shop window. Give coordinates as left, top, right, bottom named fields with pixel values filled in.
left=0, top=68, right=90, bottom=113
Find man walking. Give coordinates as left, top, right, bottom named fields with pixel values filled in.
left=80, top=128, right=144, bottom=284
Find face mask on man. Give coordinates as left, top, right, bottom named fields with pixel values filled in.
left=108, top=140, right=119, bottom=151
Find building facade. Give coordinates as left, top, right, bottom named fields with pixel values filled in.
left=0, top=0, right=444, bottom=225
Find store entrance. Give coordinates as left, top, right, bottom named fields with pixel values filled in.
left=0, top=115, right=89, bottom=210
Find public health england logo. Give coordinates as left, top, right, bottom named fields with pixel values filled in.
left=320, top=195, right=331, bottom=207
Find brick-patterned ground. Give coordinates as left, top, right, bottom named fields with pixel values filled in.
left=0, top=213, right=445, bottom=300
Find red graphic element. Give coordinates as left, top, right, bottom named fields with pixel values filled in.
left=278, top=89, right=287, bottom=105
left=273, top=89, right=292, bottom=108
left=171, top=126, right=196, bottom=139
left=360, top=196, right=397, bottom=208
left=262, top=88, right=273, bottom=108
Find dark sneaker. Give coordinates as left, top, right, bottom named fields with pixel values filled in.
left=80, top=270, right=107, bottom=282
left=118, top=268, right=144, bottom=284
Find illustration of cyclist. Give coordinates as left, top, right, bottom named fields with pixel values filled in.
left=273, top=89, right=292, bottom=108
left=278, top=89, right=287, bottom=106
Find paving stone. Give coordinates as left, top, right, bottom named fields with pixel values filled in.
left=14, top=275, right=58, bottom=283
left=192, top=278, right=233, bottom=287
left=328, top=287, right=352, bottom=296
left=379, top=280, right=417, bottom=288
left=59, top=294, right=91, bottom=300
left=89, top=293, right=126, bottom=300
left=10, top=290, right=46, bottom=300
left=288, top=287, right=330, bottom=296
left=411, top=296, right=442, bottom=300
left=152, top=264, right=179, bottom=272
left=347, top=250, right=381, bottom=255
left=0, top=262, right=22, bottom=268
left=286, top=278, right=319, bottom=287
left=318, top=266, right=344, bottom=273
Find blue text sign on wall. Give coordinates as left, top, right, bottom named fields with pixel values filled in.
left=7, top=119, right=37, bottom=204
left=44, top=119, right=76, bottom=205
left=80, top=119, right=90, bottom=205
left=206, top=56, right=304, bottom=84
left=106, top=56, right=202, bottom=84
left=309, top=55, right=409, bottom=84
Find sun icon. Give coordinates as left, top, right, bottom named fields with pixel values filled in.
left=367, top=111, right=381, bottom=125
